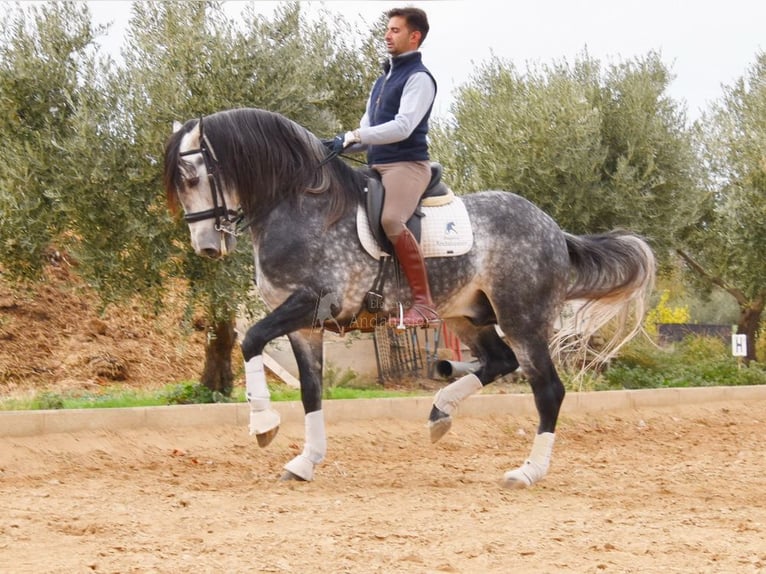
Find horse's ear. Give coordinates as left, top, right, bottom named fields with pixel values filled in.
left=172, top=121, right=183, bottom=133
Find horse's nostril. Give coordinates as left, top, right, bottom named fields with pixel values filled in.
left=201, top=247, right=220, bottom=259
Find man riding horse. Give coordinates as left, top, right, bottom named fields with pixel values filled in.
left=334, top=7, right=439, bottom=329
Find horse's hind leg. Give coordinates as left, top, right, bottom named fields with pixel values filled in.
left=429, top=322, right=565, bottom=488
left=429, top=323, right=519, bottom=442
left=501, top=335, right=565, bottom=489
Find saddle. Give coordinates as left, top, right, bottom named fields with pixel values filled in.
left=361, top=163, right=451, bottom=253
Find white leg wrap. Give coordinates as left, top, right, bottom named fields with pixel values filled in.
left=503, top=432, right=555, bottom=488
left=245, top=355, right=269, bottom=408
left=301, top=410, right=327, bottom=465
left=245, top=355, right=280, bottom=435
left=434, top=373, right=483, bottom=415
left=284, top=410, right=326, bottom=481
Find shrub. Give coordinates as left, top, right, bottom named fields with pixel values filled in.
left=164, top=382, right=231, bottom=405
left=35, top=391, right=65, bottom=410
left=603, top=334, right=766, bottom=389
left=644, top=290, right=690, bottom=336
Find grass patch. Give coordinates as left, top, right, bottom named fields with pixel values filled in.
left=3, top=336, right=764, bottom=411
left=0, top=366, right=422, bottom=411
left=0, top=386, right=174, bottom=411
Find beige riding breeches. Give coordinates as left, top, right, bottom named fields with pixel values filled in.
left=372, top=160, right=431, bottom=241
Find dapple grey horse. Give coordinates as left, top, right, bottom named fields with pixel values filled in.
left=164, top=108, right=655, bottom=487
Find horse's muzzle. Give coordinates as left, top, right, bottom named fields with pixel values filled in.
left=200, top=247, right=223, bottom=259
left=190, top=226, right=237, bottom=259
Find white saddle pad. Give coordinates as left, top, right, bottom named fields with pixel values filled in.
left=357, top=193, right=473, bottom=259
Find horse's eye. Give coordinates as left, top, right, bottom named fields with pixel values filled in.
left=185, top=176, right=200, bottom=187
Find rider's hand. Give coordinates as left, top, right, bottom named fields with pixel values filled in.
left=342, top=130, right=360, bottom=148
left=321, top=131, right=360, bottom=154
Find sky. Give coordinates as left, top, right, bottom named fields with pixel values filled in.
left=86, top=0, right=766, bottom=122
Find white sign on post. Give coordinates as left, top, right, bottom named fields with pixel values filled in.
left=731, top=334, right=747, bottom=357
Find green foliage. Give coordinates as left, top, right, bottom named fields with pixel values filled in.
left=603, top=335, right=766, bottom=389
left=35, top=391, right=65, bottom=410
left=0, top=1, right=108, bottom=280
left=163, top=381, right=232, bottom=405
left=677, top=286, right=739, bottom=325
left=0, top=1, right=376, bottom=387
left=0, top=383, right=236, bottom=410
left=322, top=362, right=381, bottom=399
left=433, top=51, right=701, bottom=259
left=0, top=379, right=421, bottom=410
left=680, top=51, right=766, bottom=359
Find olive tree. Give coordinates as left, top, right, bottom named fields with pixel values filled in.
left=107, top=0, right=377, bottom=392
left=679, top=52, right=766, bottom=362
left=0, top=1, right=108, bottom=280
left=431, top=51, right=701, bottom=260
left=1, top=0, right=378, bottom=393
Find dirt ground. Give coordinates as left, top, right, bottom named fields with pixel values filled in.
left=0, top=261, right=207, bottom=397
left=1, top=399, right=765, bottom=574
left=2, top=260, right=765, bottom=573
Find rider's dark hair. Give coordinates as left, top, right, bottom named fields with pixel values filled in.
left=387, top=7, right=429, bottom=45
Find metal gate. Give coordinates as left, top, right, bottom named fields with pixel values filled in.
left=372, top=324, right=462, bottom=383
left=372, top=325, right=423, bottom=383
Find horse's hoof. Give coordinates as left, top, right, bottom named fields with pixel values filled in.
left=255, top=426, right=279, bottom=448
left=501, top=476, right=530, bottom=489
left=429, top=415, right=452, bottom=443
left=250, top=408, right=281, bottom=447
left=428, top=405, right=452, bottom=443
left=279, top=470, right=307, bottom=482
left=501, top=468, right=532, bottom=489
left=283, top=454, right=315, bottom=481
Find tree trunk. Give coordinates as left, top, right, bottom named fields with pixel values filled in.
left=200, top=318, right=236, bottom=395
left=676, top=249, right=764, bottom=363
left=737, top=303, right=763, bottom=364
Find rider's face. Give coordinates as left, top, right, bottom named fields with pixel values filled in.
left=384, top=16, right=420, bottom=56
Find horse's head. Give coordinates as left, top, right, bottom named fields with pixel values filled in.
left=164, top=108, right=370, bottom=257
left=163, top=118, right=242, bottom=259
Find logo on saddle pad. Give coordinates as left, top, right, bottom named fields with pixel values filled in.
left=356, top=191, right=474, bottom=259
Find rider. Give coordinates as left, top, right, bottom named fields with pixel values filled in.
left=337, top=7, right=439, bottom=329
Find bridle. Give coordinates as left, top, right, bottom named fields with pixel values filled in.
left=178, top=116, right=244, bottom=240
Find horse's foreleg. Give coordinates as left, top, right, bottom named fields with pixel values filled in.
left=282, top=328, right=326, bottom=482
left=282, top=410, right=326, bottom=482
left=241, top=289, right=320, bottom=449
left=502, top=343, right=564, bottom=489
left=245, top=354, right=281, bottom=447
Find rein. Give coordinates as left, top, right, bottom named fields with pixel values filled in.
left=317, top=147, right=367, bottom=169
left=179, top=116, right=245, bottom=238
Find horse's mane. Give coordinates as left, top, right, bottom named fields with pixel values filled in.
left=164, top=108, right=365, bottom=229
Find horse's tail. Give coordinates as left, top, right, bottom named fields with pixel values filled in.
left=551, top=232, right=656, bottom=374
